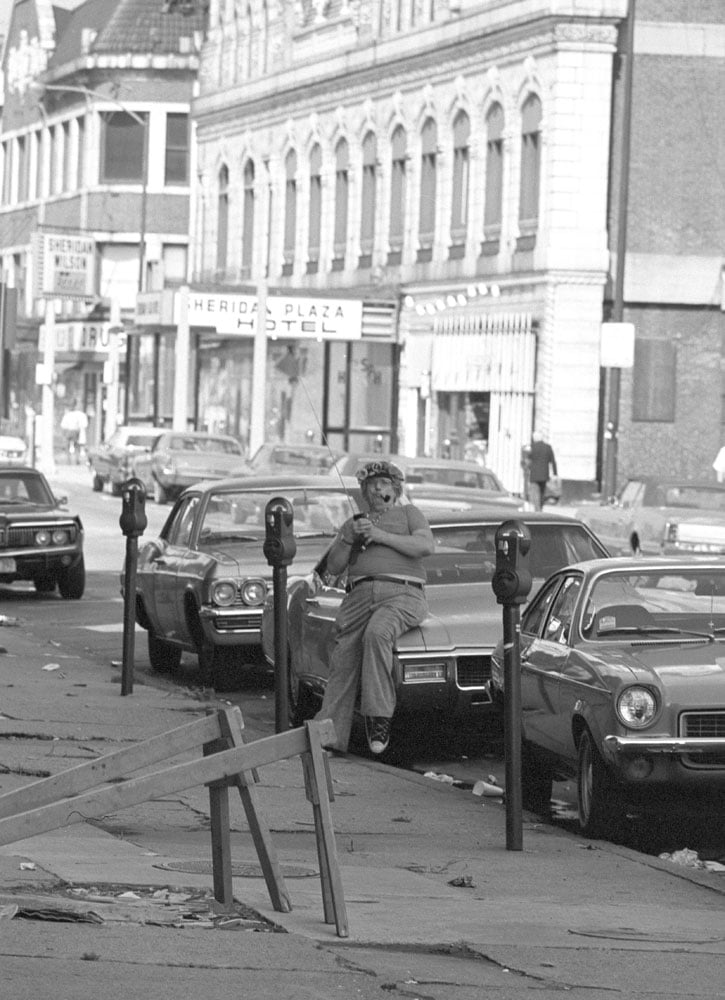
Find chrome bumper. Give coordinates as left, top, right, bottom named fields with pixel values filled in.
left=604, top=735, right=725, bottom=755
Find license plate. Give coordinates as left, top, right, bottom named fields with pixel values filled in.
left=0, top=557, right=16, bottom=573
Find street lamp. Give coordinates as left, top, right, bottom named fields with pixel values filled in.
left=33, top=82, right=149, bottom=429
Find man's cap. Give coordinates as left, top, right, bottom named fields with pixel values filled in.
left=355, top=459, right=405, bottom=485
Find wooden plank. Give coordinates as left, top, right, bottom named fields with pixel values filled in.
left=0, top=721, right=335, bottom=848
left=0, top=711, right=230, bottom=820
left=204, top=726, right=234, bottom=910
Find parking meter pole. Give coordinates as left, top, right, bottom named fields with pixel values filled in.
left=272, top=564, right=289, bottom=734
left=502, top=604, right=523, bottom=851
left=263, top=497, right=296, bottom=735
left=121, top=538, right=139, bottom=696
left=119, top=478, right=148, bottom=697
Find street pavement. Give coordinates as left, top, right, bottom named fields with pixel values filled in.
left=1, top=471, right=725, bottom=997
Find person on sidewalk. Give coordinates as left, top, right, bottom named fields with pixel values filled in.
left=315, top=460, right=434, bottom=756
left=60, top=401, right=89, bottom=465
left=527, top=431, right=558, bottom=511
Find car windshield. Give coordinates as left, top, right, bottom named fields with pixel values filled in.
left=198, top=486, right=359, bottom=543
left=431, top=523, right=606, bottom=579
left=582, top=568, right=725, bottom=640
left=0, top=472, right=54, bottom=506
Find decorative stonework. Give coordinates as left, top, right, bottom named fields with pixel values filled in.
left=6, top=30, right=49, bottom=96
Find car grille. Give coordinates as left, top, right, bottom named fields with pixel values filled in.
left=214, top=612, right=264, bottom=633
left=456, top=655, right=491, bottom=689
left=680, top=711, right=725, bottom=768
left=2, top=524, right=77, bottom=547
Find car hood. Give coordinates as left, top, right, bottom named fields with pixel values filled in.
left=160, top=453, right=244, bottom=477
left=203, top=535, right=336, bottom=576
left=398, top=583, right=503, bottom=652
left=596, top=642, right=725, bottom=702
left=0, top=505, right=70, bottom=520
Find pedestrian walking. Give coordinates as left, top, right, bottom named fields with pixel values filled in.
left=60, top=401, right=89, bottom=464
left=527, top=431, right=558, bottom=511
left=315, top=460, right=434, bottom=755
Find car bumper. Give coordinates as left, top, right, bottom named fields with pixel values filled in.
left=199, top=605, right=264, bottom=646
left=0, top=546, right=83, bottom=580
left=394, top=650, right=495, bottom=718
left=603, top=735, right=725, bottom=789
left=604, top=735, right=725, bottom=755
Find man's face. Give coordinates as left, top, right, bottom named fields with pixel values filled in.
left=365, top=476, right=396, bottom=511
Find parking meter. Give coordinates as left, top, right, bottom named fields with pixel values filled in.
left=491, top=519, right=532, bottom=852
left=492, top=520, right=532, bottom=605
left=263, top=497, right=296, bottom=567
left=264, top=498, right=296, bottom=733
left=119, top=477, right=148, bottom=538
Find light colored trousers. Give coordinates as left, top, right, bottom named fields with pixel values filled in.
left=316, top=578, right=428, bottom=752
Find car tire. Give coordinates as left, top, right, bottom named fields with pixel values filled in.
left=92, top=473, right=104, bottom=492
left=58, top=558, right=85, bottom=600
left=33, top=574, right=57, bottom=594
left=577, top=728, right=618, bottom=838
left=521, top=740, right=553, bottom=814
left=148, top=632, right=182, bottom=674
left=153, top=478, right=168, bottom=505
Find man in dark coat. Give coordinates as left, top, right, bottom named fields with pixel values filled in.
left=527, top=431, right=557, bottom=510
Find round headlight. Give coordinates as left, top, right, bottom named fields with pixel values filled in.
left=211, top=581, right=238, bottom=607
left=617, top=686, right=657, bottom=728
left=35, top=529, right=51, bottom=546
left=241, top=579, right=267, bottom=606
left=52, top=529, right=69, bottom=545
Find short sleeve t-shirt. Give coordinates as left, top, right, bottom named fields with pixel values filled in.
left=347, top=504, right=429, bottom=583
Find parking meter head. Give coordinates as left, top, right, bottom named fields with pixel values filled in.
left=492, top=519, right=532, bottom=605
left=119, top=477, right=148, bottom=537
left=263, top=496, right=297, bottom=567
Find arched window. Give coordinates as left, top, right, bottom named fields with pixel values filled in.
left=333, top=139, right=349, bottom=271
left=217, top=164, right=229, bottom=274
left=308, top=143, right=322, bottom=273
left=418, top=117, right=437, bottom=261
left=388, top=125, right=407, bottom=263
left=483, top=102, right=504, bottom=252
left=450, top=110, right=470, bottom=255
left=359, top=131, right=377, bottom=267
left=241, top=158, right=255, bottom=277
left=519, top=93, right=542, bottom=235
left=283, top=149, right=297, bottom=275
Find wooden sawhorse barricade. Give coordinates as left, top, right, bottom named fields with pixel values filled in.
left=0, top=707, right=348, bottom=937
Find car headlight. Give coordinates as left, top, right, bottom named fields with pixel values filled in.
left=35, top=529, right=51, bottom=546
left=241, top=578, right=267, bottom=606
left=211, top=580, right=238, bottom=606
left=51, top=529, right=70, bottom=545
left=616, top=686, right=658, bottom=728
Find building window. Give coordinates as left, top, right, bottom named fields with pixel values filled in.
left=418, top=117, right=437, bottom=262
left=165, top=113, right=189, bottom=185
left=76, top=117, right=85, bottom=189
left=1, top=141, right=11, bottom=204
left=333, top=139, right=349, bottom=270
left=241, top=158, right=255, bottom=278
left=35, top=129, right=45, bottom=200
left=359, top=131, right=377, bottom=267
left=450, top=110, right=470, bottom=257
left=62, top=121, right=72, bottom=193
left=388, top=125, right=407, bottom=264
left=17, top=135, right=28, bottom=203
left=283, top=149, right=297, bottom=276
left=632, top=339, right=676, bottom=422
left=101, top=111, right=147, bottom=183
left=482, top=102, right=504, bottom=253
left=217, top=164, right=229, bottom=275
left=518, top=93, right=542, bottom=241
left=307, top=144, right=322, bottom=273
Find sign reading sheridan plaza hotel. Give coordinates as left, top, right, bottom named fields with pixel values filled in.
left=136, top=289, right=364, bottom=340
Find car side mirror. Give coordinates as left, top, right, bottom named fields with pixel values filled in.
left=55, top=493, right=68, bottom=507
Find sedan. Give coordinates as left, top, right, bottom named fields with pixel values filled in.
left=490, top=557, right=725, bottom=838
left=134, top=431, right=246, bottom=504
left=88, top=425, right=161, bottom=495
left=0, top=465, right=85, bottom=598
left=0, top=435, right=28, bottom=466
left=261, top=509, right=608, bottom=743
left=565, top=477, right=725, bottom=556
left=131, top=475, right=362, bottom=687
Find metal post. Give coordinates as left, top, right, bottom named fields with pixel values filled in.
left=272, top=563, right=290, bottom=733
left=38, top=299, right=57, bottom=475
left=502, top=603, right=523, bottom=851
left=121, top=534, right=139, bottom=696
left=124, top=111, right=149, bottom=426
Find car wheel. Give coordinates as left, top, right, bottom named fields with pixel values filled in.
left=92, top=473, right=104, bottom=492
left=148, top=632, right=182, bottom=674
left=33, top=574, right=57, bottom=594
left=521, top=740, right=553, bottom=814
left=58, top=558, right=85, bottom=600
left=153, top=478, right=168, bottom=505
left=577, top=728, right=618, bottom=838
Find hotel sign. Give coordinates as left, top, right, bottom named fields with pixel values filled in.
left=184, top=292, right=363, bottom=340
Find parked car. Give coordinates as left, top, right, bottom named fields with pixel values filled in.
left=88, top=425, right=161, bottom=495
left=490, top=557, right=725, bottom=838
left=565, top=477, right=725, bottom=556
left=0, top=465, right=85, bottom=598
left=244, top=442, right=347, bottom=476
left=0, top=435, right=28, bottom=466
left=129, top=474, right=363, bottom=688
left=134, top=431, right=246, bottom=504
left=261, top=509, right=609, bottom=744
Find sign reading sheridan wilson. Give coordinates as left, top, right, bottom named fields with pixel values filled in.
left=184, top=291, right=363, bottom=339
left=33, top=232, right=96, bottom=299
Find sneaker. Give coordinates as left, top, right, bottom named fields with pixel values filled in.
left=365, top=716, right=392, bottom=755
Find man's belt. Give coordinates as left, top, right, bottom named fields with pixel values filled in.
left=346, top=576, right=424, bottom=592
